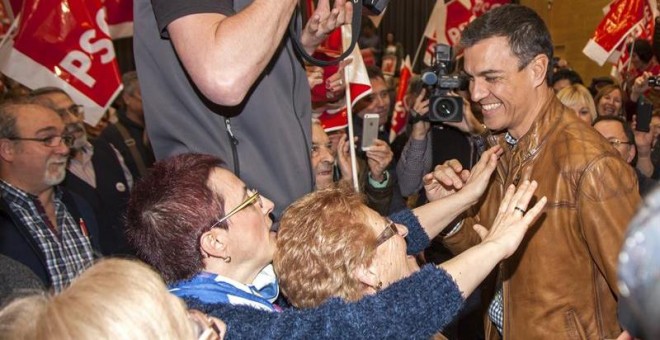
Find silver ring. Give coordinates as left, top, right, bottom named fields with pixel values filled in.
left=514, top=206, right=526, bottom=214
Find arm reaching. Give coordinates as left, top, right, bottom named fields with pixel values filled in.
left=439, top=181, right=547, bottom=298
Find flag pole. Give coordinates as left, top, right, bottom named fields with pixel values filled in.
left=411, top=31, right=427, bottom=73
left=342, top=26, right=360, bottom=192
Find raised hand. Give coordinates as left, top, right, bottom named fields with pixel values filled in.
left=424, top=145, right=501, bottom=202
left=474, top=180, right=547, bottom=259
left=302, top=0, right=353, bottom=52
left=366, top=139, right=393, bottom=182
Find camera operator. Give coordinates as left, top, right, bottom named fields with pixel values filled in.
left=133, top=0, right=352, bottom=218
left=396, top=48, right=486, bottom=202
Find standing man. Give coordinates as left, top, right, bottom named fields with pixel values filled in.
left=31, top=88, right=134, bottom=256
left=0, top=101, right=100, bottom=291
left=134, top=0, right=352, bottom=218
left=433, top=5, right=640, bottom=339
left=99, top=71, right=155, bottom=181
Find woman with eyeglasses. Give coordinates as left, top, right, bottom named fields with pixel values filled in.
left=126, top=151, right=545, bottom=338
left=0, top=258, right=225, bottom=340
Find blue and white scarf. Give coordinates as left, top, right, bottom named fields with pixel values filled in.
left=170, top=264, right=279, bottom=312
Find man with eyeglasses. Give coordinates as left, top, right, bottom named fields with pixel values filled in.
left=30, top=87, right=135, bottom=256
left=311, top=119, right=393, bottom=216
left=593, top=116, right=656, bottom=197
left=0, top=101, right=101, bottom=292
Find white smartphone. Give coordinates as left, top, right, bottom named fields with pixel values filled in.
left=361, top=113, right=380, bottom=151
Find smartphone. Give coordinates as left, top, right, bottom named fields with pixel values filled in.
left=637, top=100, right=653, bottom=133
left=361, top=113, right=380, bottom=150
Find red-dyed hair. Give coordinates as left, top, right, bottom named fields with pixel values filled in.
left=124, top=153, right=226, bottom=283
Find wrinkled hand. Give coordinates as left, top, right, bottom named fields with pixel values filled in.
left=306, top=65, right=324, bottom=88
left=474, top=180, right=547, bottom=259
left=366, top=139, right=393, bottom=181
left=443, top=92, right=486, bottom=135
left=337, top=133, right=353, bottom=182
left=325, top=58, right=353, bottom=100
left=423, top=145, right=501, bottom=202
left=410, top=89, right=431, bottom=140
left=302, top=0, right=353, bottom=51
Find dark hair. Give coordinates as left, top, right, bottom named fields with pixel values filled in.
left=592, top=115, right=635, bottom=147
left=460, top=4, right=554, bottom=83
left=628, top=39, right=654, bottom=64
left=124, top=153, right=226, bottom=283
left=366, top=65, right=385, bottom=82
left=552, top=68, right=583, bottom=86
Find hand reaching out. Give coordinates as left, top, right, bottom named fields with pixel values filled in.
left=301, top=0, right=353, bottom=52
left=474, top=180, right=547, bottom=259
left=424, top=145, right=502, bottom=202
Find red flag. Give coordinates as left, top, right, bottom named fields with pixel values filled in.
left=0, top=0, right=122, bottom=125
left=389, top=56, right=412, bottom=143
left=422, top=0, right=509, bottom=66
left=104, top=0, right=133, bottom=39
left=342, top=25, right=372, bottom=106
left=583, top=0, right=647, bottom=66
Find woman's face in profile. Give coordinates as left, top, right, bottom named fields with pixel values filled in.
left=360, top=207, right=420, bottom=291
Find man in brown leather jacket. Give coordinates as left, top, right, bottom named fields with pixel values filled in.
left=433, top=5, right=640, bottom=339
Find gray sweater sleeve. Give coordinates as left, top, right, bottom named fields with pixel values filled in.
left=396, top=134, right=433, bottom=197
left=187, top=264, right=464, bottom=339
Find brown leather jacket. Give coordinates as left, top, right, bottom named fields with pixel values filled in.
left=444, top=96, right=641, bottom=339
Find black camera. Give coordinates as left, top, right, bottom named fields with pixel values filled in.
left=421, top=44, right=468, bottom=123
left=648, top=75, right=660, bottom=87
left=363, top=0, right=389, bottom=15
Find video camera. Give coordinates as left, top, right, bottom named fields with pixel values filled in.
left=421, top=44, right=469, bottom=123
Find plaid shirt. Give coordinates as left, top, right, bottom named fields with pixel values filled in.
left=0, top=180, right=94, bottom=292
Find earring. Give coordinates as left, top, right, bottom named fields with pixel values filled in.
left=222, top=256, right=231, bottom=263
left=376, top=281, right=382, bottom=291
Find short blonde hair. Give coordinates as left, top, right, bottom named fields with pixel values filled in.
left=0, top=259, right=194, bottom=340
left=557, top=84, right=597, bottom=122
left=274, top=183, right=377, bottom=309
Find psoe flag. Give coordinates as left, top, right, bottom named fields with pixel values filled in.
left=341, top=25, right=372, bottom=106
left=583, top=0, right=646, bottom=66
left=0, top=0, right=122, bottom=125
left=389, top=55, right=412, bottom=143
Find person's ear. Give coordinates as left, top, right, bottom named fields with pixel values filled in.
left=529, top=54, right=549, bottom=88
left=200, top=228, right=230, bottom=260
left=628, top=145, right=637, bottom=164
left=0, top=139, right=16, bottom=162
left=353, top=264, right=381, bottom=292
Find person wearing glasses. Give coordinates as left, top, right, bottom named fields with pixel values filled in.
left=0, top=258, right=226, bottom=340
left=0, top=101, right=101, bottom=292
left=592, top=116, right=656, bottom=197
left=126, top=149, right=547, bottom=338
left=30, top=87, right=135, bottom=256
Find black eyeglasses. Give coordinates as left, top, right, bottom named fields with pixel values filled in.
left=55, top=104, right=84, bottom=118
left=210, top=189, right=262, bottom=228
left=375, top=219, right=399, bottom=248
left=8, top=134, right=74, bottom=147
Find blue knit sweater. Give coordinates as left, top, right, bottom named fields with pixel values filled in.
left=184, top=209, right=465, bottom=339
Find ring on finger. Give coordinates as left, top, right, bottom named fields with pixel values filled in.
left=514, top=206, right=526, bottom=214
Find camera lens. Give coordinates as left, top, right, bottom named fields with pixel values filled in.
left=649, top=76, right=658, bottom=87
left=435, top=99, right=456, bottom=118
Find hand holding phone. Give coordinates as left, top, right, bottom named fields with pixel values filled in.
left=361, top=113, right=380, bottom=151
left=636, top=100, right=653, bottom=133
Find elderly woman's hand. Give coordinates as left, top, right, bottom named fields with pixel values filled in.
left=474, top=180, right=547, bottom=259
left=423, top=145, right=501, bottom=203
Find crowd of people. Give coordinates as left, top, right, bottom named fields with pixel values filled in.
left=0, top=1, right=659, bottom=339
